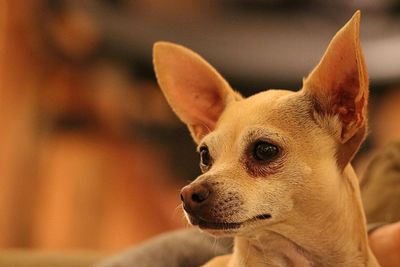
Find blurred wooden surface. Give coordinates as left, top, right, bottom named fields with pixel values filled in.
left=0, top=0, right=184, bottom=250
left=32, top=132, right=183, bottom=250
left=0, top=0, right=43, bottom=248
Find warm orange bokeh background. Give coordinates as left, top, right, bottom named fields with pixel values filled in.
left=0, top=1, right=186, bottom=251
left=1, top=0, right=400, bottom=252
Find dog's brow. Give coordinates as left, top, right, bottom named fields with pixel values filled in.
left=241, top=126, right=287, bottom=145
left=197, top=134, right=220, bottom=152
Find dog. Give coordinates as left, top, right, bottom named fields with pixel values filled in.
left=153, top=11, right=380, bottom=267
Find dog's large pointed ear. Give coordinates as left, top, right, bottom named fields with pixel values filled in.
left=302, top=11, right=368, bottom=168
left=153, top=42, right=241, bottom=143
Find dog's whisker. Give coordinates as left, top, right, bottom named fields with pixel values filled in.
left=173, top=203, right=183, bottom=212
left=211, top=236, right=219, bottom=253
left=169, top=203, right=184, bottom=220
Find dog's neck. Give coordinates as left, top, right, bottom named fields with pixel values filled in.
left=230, top=165, right=379, bottom=267
left=232, top=232, right=314, bottom=267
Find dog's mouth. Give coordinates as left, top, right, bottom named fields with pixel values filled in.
left=187, top=214, right=271, bottom=230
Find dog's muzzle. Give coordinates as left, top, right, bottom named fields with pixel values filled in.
left=180, top=183, right=271, bottom=230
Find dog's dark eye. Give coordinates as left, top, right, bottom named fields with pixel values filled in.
left=253, top=141, right=279, bottom=162
left=199, top=146, right=212, bottom=170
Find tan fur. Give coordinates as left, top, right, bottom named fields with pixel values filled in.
left=153, top=11, right=379, bottom=267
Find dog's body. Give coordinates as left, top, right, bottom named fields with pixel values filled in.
left=153, top=11, right=380, bottom=267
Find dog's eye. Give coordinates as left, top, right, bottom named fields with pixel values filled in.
left=253, top=141, right=279, bottom=162
left=199, top=146, right=212, bottom=170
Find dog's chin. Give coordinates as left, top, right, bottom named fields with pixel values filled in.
left=186, top=214, right=272, bottom=236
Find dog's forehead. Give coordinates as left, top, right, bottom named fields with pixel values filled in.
left=206, top=89, right=318, bottom=150
left=220, top=89, right=308, bottom=127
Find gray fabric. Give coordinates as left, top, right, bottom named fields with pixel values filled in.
left=361, top=140, right=400, bottom=224
left=94, top=229, right=232, bottom=267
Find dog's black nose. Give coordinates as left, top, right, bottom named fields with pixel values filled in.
left=180, top=183, right=211, bottom=210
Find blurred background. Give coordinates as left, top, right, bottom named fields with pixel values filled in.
left=0, top=0, right=400, bottom=252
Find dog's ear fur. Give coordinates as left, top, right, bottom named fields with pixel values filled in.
left=302, top=11, right=368, bottom=169
left=153, top=42, right=240, bottom=143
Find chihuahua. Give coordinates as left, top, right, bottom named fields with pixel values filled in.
left=153, top=11, right=379, bottom=267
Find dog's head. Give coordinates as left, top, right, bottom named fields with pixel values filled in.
left=153, top=12, right=368, bottom=236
